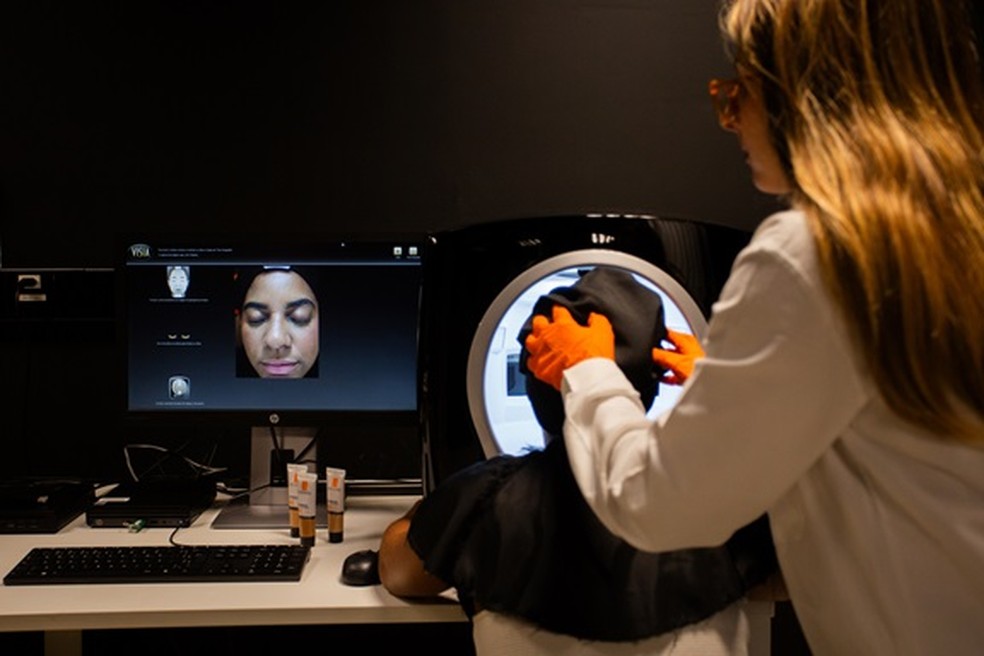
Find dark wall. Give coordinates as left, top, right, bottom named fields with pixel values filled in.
left=0, top=0, right=781, bottom=483
left=0, top=0, right=778, bottom=268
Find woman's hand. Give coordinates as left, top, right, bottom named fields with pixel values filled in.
left=524, top=305, right=615, bottom=390
left=651, top=328, right=705, bottom=385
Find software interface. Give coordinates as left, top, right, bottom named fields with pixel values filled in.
left=122, top=239, right=422, bottom=417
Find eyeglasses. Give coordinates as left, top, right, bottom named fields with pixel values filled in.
left=708, top=78, right=741, bottom=129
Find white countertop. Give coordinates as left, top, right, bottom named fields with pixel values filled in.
left=0, top=495, right=465, bottom=632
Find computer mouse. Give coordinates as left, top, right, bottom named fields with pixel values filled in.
left=340, top=548, right=380, bottom=586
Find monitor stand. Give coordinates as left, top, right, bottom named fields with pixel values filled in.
left=211, top=426, right=327, bottom=529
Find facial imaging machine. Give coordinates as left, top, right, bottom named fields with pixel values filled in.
left=418, top=214, right=752, bottom=493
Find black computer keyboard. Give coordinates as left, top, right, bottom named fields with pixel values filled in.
left=2, top=544, right=311, bottom=585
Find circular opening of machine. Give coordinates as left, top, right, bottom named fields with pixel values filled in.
left=466, top=249, right=708, bottom=458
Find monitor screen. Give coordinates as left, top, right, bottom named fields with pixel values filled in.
left=117, top=233, right=424, bottom=525
left=121, top=237, right=421, bottom=418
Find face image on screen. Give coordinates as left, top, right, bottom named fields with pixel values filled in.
left=166, top=265, right=190, bottom=299
left=466, top=250, right=707, bottom=458
left=234, top=267, right=321, bottom=380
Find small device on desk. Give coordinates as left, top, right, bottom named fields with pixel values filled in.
left=341, top=548, right=380, bottom=586
left=85, top=478, right=216, bottom=528
left=0, top=478, right=96, bottom=534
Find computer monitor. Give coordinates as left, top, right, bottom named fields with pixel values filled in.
left=117, top=233, right=424, bottom=528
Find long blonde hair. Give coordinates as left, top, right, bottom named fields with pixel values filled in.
left=721, top=0, right=984, bottom=442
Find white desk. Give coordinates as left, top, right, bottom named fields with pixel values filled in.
left=0, top=495, right=466, bottom=655
left=0, top=494, right=774, bottom=656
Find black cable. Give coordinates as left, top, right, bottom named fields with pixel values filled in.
left=295, top=437, right=317, bottom=463
left=268, top=425, right=283, bottom=451
left=141, top=439, right=195, bottom=481
left=123, top=443, right=227, bottom=483
left=204, top=441, right=219, bottom=469
left=268, top=425, right=289, bottom=484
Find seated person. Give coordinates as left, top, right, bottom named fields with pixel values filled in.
left=379, top=267, right=779, bottom=655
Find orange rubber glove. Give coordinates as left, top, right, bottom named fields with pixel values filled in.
left=651, top=328, right=705, bottom=386
left=524, top=305, right=615, bottom=391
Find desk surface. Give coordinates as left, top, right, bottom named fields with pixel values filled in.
left=0, top=495, right=466, bottom=633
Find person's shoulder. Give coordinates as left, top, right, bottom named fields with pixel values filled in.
left=420, top=454, right=525, bottom=508
left=749, top=209, right=812, bottom=254
left=742, top=209, right=819, bottom=278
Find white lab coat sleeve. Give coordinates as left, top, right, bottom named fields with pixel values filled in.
left=561, top=214, right=868, bottom=552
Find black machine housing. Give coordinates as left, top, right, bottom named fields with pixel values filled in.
left=418, top=214, right=751, bottom=494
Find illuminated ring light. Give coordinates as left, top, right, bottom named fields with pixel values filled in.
left=466, top=249, right=708, bottom=459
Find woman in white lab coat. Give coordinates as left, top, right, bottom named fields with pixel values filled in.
left=524, top=0, right=984, bottom=654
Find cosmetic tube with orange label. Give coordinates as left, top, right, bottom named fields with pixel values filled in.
left=325, top=467, right=346, bottom=543
left=297, top=471, right=318, bottom=547
left=286, top=463, right=307, bottom=538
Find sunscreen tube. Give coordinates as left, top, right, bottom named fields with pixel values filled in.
left=286, top=463, right=307, bottom=538
left=325, top=467, right=346, bottom=543
left=297, top=471, right=318, bottom=547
